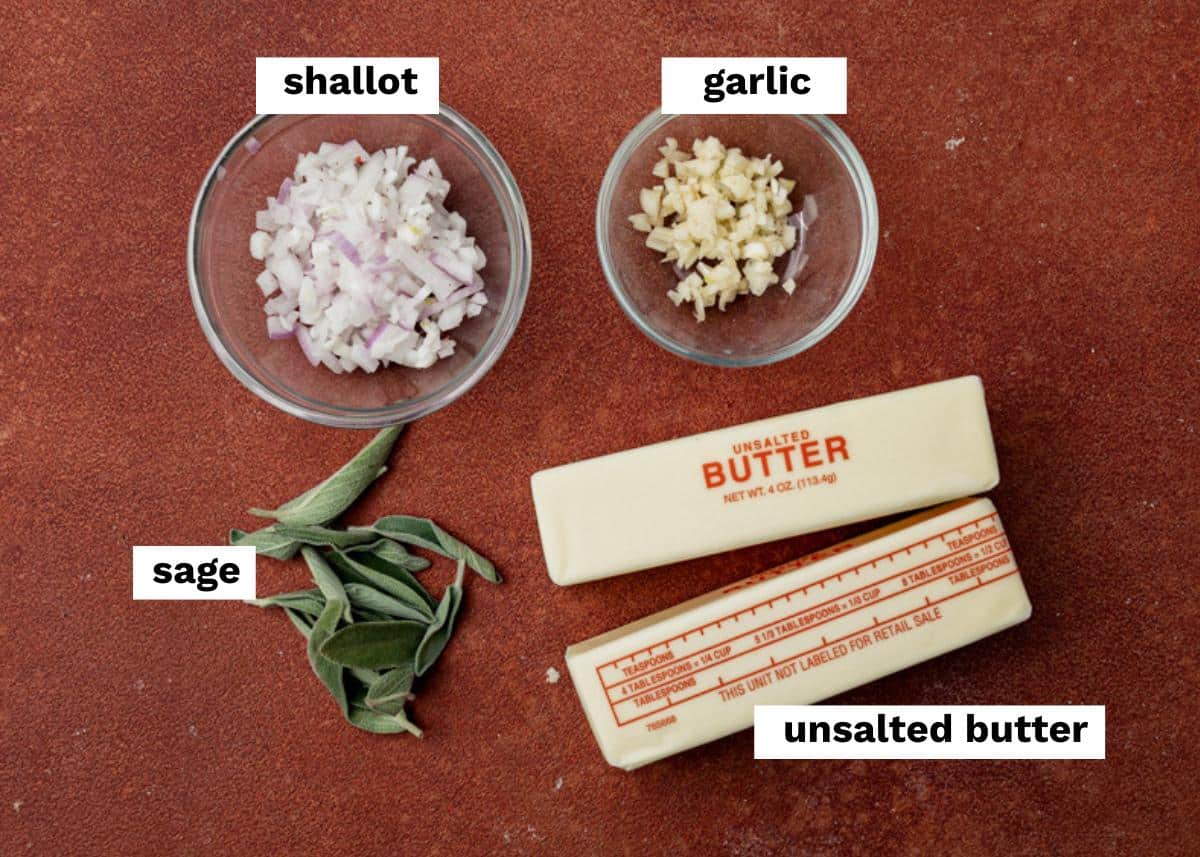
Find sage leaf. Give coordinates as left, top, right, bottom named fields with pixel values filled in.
left=249, top=426, right=402, bottom=525
left=272, top=524, right=378, bottom=549
left=302, top=547, right=352, bottom=624
left=326, top=550, right=435, bottom=621
left=319, top=620, right=426, bottom=670
left=284, top=607, right=315, bottom=639
left=353, top=609, right=396, bottom=623
left=306, top=596, right=349, bottom=717
left=344, top=582, right=434, bottom=623
left=344, top=538, right=432, bottom=573
left=347, top=705, right=423, bottom=737
left=367, top=515, right=501, bottom=583
left=247, top=588, right=324, bottom=617
left=349, top=682, right=423, bottom=736
left=340, top=547, right=437, bottom=609
left=365, top=664, right=415, bottom=711
left=346, top=665, right=382, bottom=687
left=229, top=526, right=301, bottom=561
left=414, top=561, right=466, bottom=676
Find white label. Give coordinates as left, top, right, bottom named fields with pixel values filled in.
left=661, top=57, right=846, bottom=115
left=256, top=57, right=439, bottom=114
left=754, top=705, right=1106, bottom=759
left=132, top=546, right=257, bottom=600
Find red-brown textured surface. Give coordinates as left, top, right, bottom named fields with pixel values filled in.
left=2, top=2, right=1197, bottom=855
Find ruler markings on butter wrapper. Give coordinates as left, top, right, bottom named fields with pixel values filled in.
left=599, top=510, right=998, bottom=669
left=599, top=533, right=1008, bottom=698
left=596, top=513, right=1015, bottom=727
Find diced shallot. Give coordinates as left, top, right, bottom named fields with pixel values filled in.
left=249, top=142, right=489, bottom=372
left=399, top=173, right=432, bottom=208
left=430, top=250, right=474, bottom=284
left=267, top=316, right=293, bottom=340
left=389, top=242, right=458, bottom=300
left=295, top=326, right=320, bottom=366
left=329, top=231, right=363, bottom=267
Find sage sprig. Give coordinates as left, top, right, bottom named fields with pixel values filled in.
left=230, top=523, right=401, bottom=561
left=248, top=588, right=325, bottom=616
left=302, top=547, right=353, bottom=624
left=365, top=663, right=415, bottom=710
left=361, top=516, right=501, bottom=583
left=230, top=526, right=302, bottom=561
left=348, top=703, right=423, bottom=737
left=339, top=547, right=436, bottom=606
left=415, top=561, right=466, bottom=676
left=344, top=538, right=431, bottom=573
left=234, top=424, right=499, bottom=737
left=343, top=583, right=432, bottom=623
left=353, top=666, right=422, bottom=736
left=326, top=550, right=436, bottom=620
left=251, top=585, right=425, bottom=623
left=249, top=426, right=402, bottom=525
left=306, top=594, right=349, bottom=717
left=272, top=524, right=379, bottom=549
left=320, top=620, right=427, bottom=670
left=284, top=607, right=315, bottom=638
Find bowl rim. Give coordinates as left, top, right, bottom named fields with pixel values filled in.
left=595, top=110, right=878, bottom=368
left=187, top=107, right=531, bottom=428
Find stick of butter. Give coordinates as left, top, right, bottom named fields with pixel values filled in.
left=565, top=497, right=1031, bottom=770
left=532, top=376, right=999, bottom=585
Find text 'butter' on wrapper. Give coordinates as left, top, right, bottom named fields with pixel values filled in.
left=531, top=376, right=1000, bottom=585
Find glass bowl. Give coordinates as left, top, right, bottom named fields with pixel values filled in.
left=188, top=109, right=531, bottom=427
left=596, top=111, right=877, bottom=367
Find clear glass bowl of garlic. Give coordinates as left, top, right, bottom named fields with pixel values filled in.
left=596, top=111, right=877, bottom=367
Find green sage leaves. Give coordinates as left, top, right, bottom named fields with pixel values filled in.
left=272, top=524, right=379, bottom=549
left=365, top=663, right=415, bottom=710
left=230, top=526, right=302, bottom=561
left=233, top=425, right=500, bottom=737
left=307, top=594, right=350, bottom=717
left=249, top=425, right=402, bottom=525
left=415, top=561, right=466, bottom=676
left=319, top=620, right=427, bottom=670
left=364, top=516, right=501, bottom=583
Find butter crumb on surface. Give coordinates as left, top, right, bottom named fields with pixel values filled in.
left=545, top=667, right=561, bottom=684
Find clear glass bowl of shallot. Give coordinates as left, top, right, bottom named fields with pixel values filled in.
left=596, top=111, right=877, bottom=367
left=189, top=110, right=531, bottom=427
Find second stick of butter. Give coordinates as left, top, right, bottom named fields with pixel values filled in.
left=531, top=376, right=1000, bottom=585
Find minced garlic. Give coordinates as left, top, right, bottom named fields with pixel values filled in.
left=629, top=136, right=800, bottom=322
